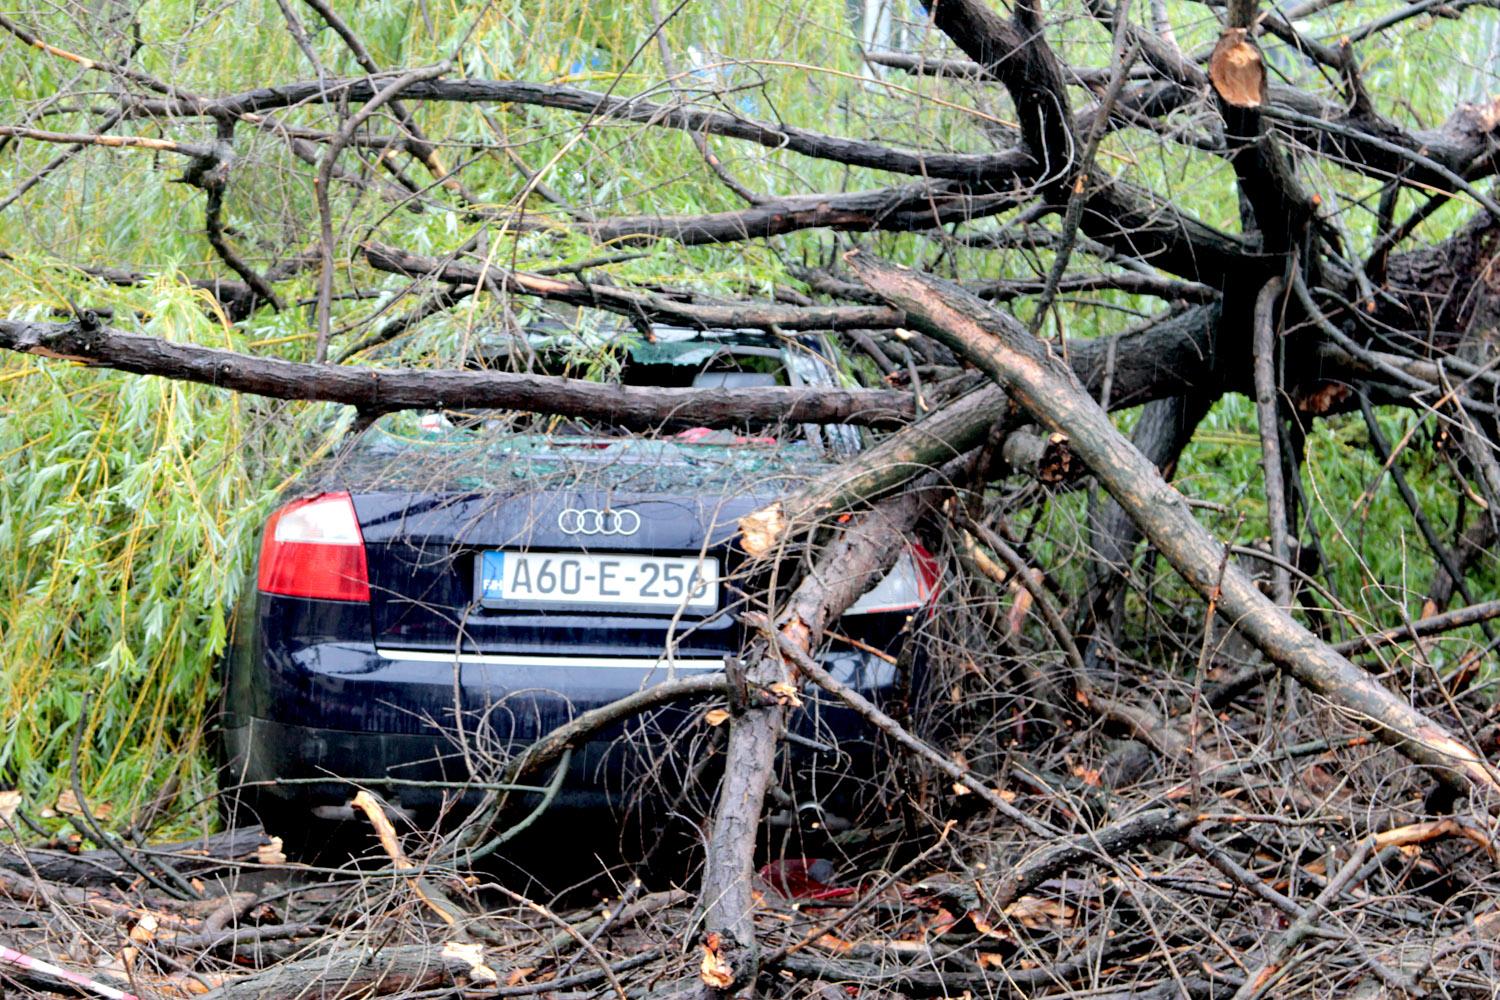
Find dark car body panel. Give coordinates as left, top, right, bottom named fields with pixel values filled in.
left=222, top=611, right=897, bottom=818
left=222, top=415, right=918, bottom=827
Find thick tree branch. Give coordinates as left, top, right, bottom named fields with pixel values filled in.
left=928, top=0, right=1075, bottom=186
left=847, top=251, right=1500, bottom=797
left=361, top=244, right=905, bottom=330
left=576, top=181, right=1029, bottom=245
left=701, top=493, right=924, bottom=984
left=0, top=318, right=914, bottom=429
left=122, top=76, right=1035, bottom=183
left=749, top=304, right=1229, bottom=552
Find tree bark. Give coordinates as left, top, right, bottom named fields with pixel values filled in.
left=199, top=944, right=475, bottom=999
left=0, top=825, right=272, bottom=886
left=744, top=304, right=1229, bottom=555
left=361, top=244, right=905, bottom=331
left=1083, top=392, right=1213, bottom=665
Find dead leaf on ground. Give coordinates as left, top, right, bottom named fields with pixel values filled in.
left=0, top=789, right=21, bottom=825
left=814, top=933, right=854, bottom=953
left=1071, top=765, right=1103, bottom=787
left=56, top=788, right=112, bottom=820
left=1003, top=895, right=1078, bottom=928
left=923, top=907, right=960, bottom=937
left=129, top=913, right=159, bottom=944
left=967, top=911, right=1013, bottom=941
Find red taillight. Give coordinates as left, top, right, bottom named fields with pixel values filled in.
left=911, top=542, right=941, bottom=598
left=256, top=492, right=370, bottom=602
left=844, top=543, right=941, bottom=616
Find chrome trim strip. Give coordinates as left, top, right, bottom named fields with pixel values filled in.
left=375, top=648, right=724, bottom=670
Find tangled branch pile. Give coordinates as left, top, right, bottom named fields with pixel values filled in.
left=4, top=0, right=1500, bottom=996
left=7, top=621, right=1500, bottom=1000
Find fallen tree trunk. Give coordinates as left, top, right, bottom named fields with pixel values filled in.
left=0, top=824, right=272, bottom=886
left=199, top=944, right=477, bottom=999
left=699, top=490, right=926, bottom=987
left=742, top=304, right=1228, bottom=553
left=0, top=318, right=914, bottom=430
left=848, top=252, right=1500, bottom=797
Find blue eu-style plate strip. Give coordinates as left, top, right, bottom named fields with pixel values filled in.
left=480, top=551, right=505, bottom=600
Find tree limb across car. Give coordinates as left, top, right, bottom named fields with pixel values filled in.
left=0, top=317, right=915, bottom=429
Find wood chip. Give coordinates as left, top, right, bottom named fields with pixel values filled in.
left=255, top=837, right=286, bottom=866
left=738, top=502, right=785, bottom=556
left=699, top=932, right=734, bottom=989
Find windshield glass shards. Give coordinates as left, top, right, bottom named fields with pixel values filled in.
left=314, top=411, right=835, bottom=494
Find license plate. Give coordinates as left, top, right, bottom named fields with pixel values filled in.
left=477, top=551, right=719, bottom=613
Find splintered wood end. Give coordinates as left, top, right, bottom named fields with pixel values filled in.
left=739, top=502, right=786, bottom=556
left=1209, top=28, right=1267, bottom=109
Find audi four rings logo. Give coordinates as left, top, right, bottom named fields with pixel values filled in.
left=557, top=507, right=641, bottom=535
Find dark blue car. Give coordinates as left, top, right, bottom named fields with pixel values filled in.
left=220, top=328, right=937, bottom=840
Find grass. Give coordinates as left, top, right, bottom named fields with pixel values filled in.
left=0, top=271, right=351, bottom=832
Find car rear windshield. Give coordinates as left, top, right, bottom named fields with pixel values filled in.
left=466, top=323, right=863, bottom=454
left=310, top=411, right=837, bottom=495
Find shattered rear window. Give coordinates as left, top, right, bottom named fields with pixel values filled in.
left=310, top=411, right=835, bottom=494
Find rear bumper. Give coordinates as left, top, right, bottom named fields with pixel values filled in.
left=222, top=637, right=901, bottom=821
left=221, top=716, right=628, bottom=818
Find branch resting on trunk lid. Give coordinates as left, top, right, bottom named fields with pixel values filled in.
left=739, top=304, right=1227, bottom=556
left=0, top=318, right=915, bottom=429
left=442, top=672, right=733, bottom=862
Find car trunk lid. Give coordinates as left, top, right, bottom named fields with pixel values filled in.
left=353, top=488, right=762, bottom=655
left=314, top=421, right=831, bottom=657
